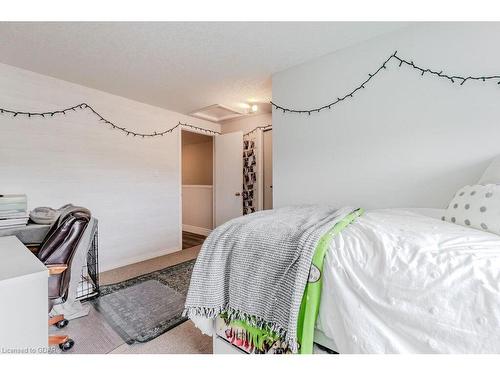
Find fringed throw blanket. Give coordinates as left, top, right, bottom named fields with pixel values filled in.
left=183, top=205, right=358, bottom=352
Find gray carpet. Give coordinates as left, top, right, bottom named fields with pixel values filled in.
left=92, top=259, right=196, bottom=344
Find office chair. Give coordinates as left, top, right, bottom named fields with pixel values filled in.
left=35, top=207, right=91, bottom=351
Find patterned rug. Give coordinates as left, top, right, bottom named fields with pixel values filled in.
left=93, top=259, right=196, bottom=344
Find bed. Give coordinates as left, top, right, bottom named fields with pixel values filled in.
left=316, top=207, right=500, bottom=353
left=184, top=161, right=500, bottom=354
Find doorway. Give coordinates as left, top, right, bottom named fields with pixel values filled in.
left=181, top=130, right=214, bottom=249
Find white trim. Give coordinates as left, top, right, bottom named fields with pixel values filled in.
left=256, top=128, right=264, bottom=211
left=100, top=246, right=181, bottom=272
left=182, top=224, right=212, bottom=236
left=178, top=126, right=183, bottom=253
left=212, top=137, right=216, bottom=231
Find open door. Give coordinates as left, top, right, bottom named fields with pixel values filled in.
left=263, top=129, right=273, bottom=210
left=215, top=131, right=243, bottom=227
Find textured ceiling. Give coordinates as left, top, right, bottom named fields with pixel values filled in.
left=0, top=22, right=410, bottom=115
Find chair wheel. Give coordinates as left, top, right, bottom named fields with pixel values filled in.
left=59, top=338, right=74, bottom=351
left=56, top=319, right=69, bottom=329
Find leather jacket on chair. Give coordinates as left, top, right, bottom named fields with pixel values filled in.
left=37, top=209, right=91, bottom=303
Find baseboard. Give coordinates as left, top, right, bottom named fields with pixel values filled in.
left=182, top=224, right=212, bottom=236
left=101, top=226, right=211, bottom=272
left=99, top=246, right=181, bottom=273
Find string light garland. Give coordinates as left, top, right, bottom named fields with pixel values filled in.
left=0, top=102, right=221, bottom=137
left=0, top=102, right=273, bottom=139
left=3, top=51, right=496, bottom=125
left=244, top=124, right=272, bottom=136
left=270, top=51, right=500, bottom=115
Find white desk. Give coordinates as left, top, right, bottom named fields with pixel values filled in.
left=0, top=236, right=48, bottom=353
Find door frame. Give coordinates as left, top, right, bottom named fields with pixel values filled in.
left=178, top=126, right=216, bottom=250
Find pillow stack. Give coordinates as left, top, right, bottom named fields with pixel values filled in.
left=443, top=184, right=500, bottom=235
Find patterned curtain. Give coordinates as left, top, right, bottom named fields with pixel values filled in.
left=242, top=133, right=257, bottom=215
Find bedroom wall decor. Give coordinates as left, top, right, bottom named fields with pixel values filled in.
left=0, top=62, right=221, bottom=271
left=271, top=51, right=500, bottom=115
left=244, top=124, right=272, bottom=136
left=0, top=101, right=271, bottom=139
left=243, top=124, right=271, bottom=215
left=243, top=134, right=257, bottom=215
left=0, top=102, right=222, bottom=137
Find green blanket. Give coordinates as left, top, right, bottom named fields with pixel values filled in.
left=297, top=208, right=364, bottom=353
left=224, top=208, right=364, bottom=354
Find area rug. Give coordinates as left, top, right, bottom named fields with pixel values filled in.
left=93, top=259, right=196, bottom=344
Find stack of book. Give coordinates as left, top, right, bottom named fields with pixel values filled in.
left=0, top=194, right=29, bottom=229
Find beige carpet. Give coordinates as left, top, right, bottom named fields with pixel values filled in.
left=101, top=245, right=202, bottom=285
left=109, top=320, right=211, bottom=354
left=54, top=245, right=212, bottom=354
left=50, top=303, right=123, bottom=354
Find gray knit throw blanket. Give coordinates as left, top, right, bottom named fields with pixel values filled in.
left=184, top=205, right=354, bottom=351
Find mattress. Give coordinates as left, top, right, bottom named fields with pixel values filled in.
left=314, top=207, right=446, bottom=353
left=316, top=208, right=500, bottom=353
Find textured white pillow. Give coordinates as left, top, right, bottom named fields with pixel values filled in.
left=443, top=184, right=500, bottom=235
left=479, top=155, right=500, bottom=184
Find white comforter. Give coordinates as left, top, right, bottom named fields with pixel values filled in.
left=317, top=209, right=500, bottom=353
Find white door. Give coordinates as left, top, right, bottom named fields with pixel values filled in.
left=215, top=131, right=243, bottom=227
left=263, top=129, right=273, bottom=210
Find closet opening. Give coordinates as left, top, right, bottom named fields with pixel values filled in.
left=181, top=130, right=214, bottom=249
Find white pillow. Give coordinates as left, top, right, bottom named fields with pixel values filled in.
left=443, top=184, right=500, bottom=235
left=479, top=155, right=500, bottom=184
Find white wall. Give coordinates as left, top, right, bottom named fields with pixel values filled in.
left=221, top=113, right=272, bottom=134
left=272, top=23, right=500, bottom=209
left=0, top=63, right=220, bottom=271
left=182, top=137, right=213, bottom=185
left=182, top=185, right=213, bottom=234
